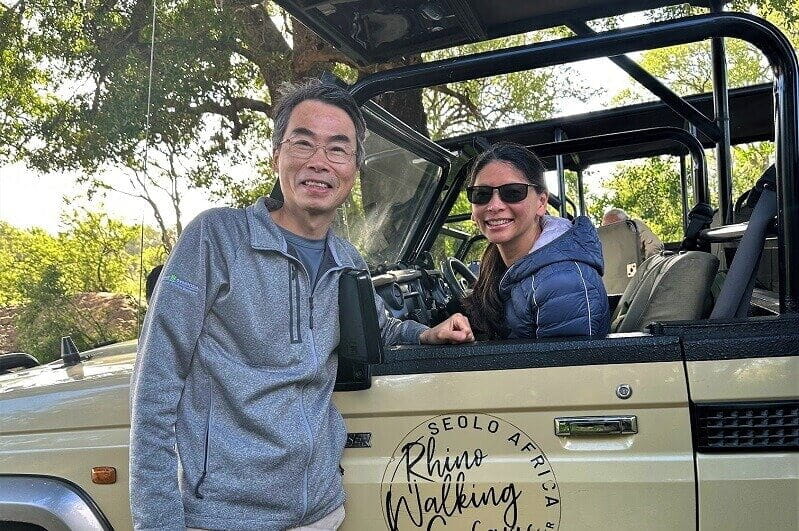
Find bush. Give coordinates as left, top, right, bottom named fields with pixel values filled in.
left=14, top=266, right=138, bottom=363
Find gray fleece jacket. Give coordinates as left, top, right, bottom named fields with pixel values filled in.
left=129, top=197, right=427, bottom=530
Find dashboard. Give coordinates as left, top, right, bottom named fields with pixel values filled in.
left=371, top=267, right=452, bottom=326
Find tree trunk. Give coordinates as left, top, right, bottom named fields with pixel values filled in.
left=291, top=20, right=429, bottom=137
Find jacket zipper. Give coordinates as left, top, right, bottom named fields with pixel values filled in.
left=295, top=264, right=347, bottom=524
left=194, top=386, right=213, bottom=498
left=278, top=250, right=348, bottom=524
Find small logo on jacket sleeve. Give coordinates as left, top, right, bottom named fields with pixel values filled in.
left=164, top=274, right=200, bottom=294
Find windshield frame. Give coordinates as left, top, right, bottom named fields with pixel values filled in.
left=354, top=103, right=456, bottom=266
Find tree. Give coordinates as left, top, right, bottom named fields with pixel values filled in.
left=590, top=1, right=796, bottom=231
left=0, top=0, right=429, bottom=237
left=0, top=209, right=167, bottom=359
left=588, top=157, right=685, bottom=242
left=13, top=264, right=138, bottom=362
left=422, top=33, right=596, bottom=140
left=0, top=210, right=165, bottom=306
left=611, top=38, right=771, bottom=104
left=58, top=209, right=145, bottom=293
left=1, top=0, right=598, bottom=244
left=0, top=222, right=61, bottom=306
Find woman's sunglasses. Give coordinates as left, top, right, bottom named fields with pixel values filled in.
left=466, top=183, right=541, bottom=205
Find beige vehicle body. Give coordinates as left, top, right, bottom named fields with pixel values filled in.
left=1, top=328, right=797, bottom=530
left=3, top=2, right=799, bottom=530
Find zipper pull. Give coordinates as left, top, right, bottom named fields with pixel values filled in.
left=309, top=296, right=314, bottom=329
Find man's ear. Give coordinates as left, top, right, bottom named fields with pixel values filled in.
left=271, top=151, right=279, bottom=172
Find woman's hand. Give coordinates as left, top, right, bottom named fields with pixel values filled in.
left=419, top=313, right=475, bottom=344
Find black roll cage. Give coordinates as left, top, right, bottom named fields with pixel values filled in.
left=530, top=126, right=710, bottom=205
left=441, top=126, right=710, bottom=260
left=348, top=12, right=799, bottom=314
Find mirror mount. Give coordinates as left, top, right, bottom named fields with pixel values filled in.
left=334, top=269, right=384, bottom=391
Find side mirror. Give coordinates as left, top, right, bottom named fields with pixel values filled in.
left=335, top=269, right=383, bottom=391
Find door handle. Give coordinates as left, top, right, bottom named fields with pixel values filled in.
left=554, top=415, right=638, bottom=436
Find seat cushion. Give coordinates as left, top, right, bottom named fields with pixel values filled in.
left=612, top=251, right=719, bottom=333
left=598, top=220, right=643, bottom=295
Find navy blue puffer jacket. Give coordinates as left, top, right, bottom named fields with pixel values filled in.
left=499, top=215, right=610, bottom=339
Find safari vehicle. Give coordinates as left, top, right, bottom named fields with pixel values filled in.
left=1, top=1, right=798, bottom=530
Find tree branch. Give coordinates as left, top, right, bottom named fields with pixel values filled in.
left=221, top=1, right=292, bottom=104
left=229, top=96, right=271, bottom=114
left=432, top=85, right=482, bottom=120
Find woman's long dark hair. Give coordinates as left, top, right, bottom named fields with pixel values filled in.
left=462, top=142, right=547, bottom=339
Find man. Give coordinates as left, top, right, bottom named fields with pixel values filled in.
left=601, top=207, right=664, bottom=259
left=129, top=79, right=473, bottom=531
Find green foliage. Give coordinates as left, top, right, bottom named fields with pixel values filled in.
left=731, top=142, right=774, bottom=196
left=58, top=210, right=142, bottom=293
left=588, top=157, right=685, bottom=242
left=2, top=0, right=282, bottom=238
left=422, top=32, right=599, bottom=139
left=586, top=143, right=773, bottom=244
left=0, top=211, right=165, bottom=306
left=0, top=222, right=64, bottom=306
left=646, top=0, right=799, bottom=34
left=0, top=4, right=49, bottom=162
left=613, top=38, right=771, bottom=105
left=13, top=265, right=87, bottom=363
left=222, top=164, right=279, bottom=209
left=1, top=210, right=164, bottom=358
left=596, top=1, right=789, bottom=237
left=13, top=265, right=137, bottom=363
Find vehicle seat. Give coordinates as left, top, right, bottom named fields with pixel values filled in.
left=597, top=220, right=643, bottom=295
left=709, top=208, right=727, bottom=270
left=611, top=251, right=719, bottom=333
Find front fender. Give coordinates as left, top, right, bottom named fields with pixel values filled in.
left=0, top=475, right=111, bottom=531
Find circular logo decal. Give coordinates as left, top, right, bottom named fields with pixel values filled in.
left=381, top=413, right=561, bottom=530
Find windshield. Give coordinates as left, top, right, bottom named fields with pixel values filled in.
left=334, top=130, right=443, bottom=268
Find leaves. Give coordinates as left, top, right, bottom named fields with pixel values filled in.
left=588, top=157, right=685, bottom=242
left=421, top=32, right=598, bottom=139
left=0, top=210, right=164, bottom=306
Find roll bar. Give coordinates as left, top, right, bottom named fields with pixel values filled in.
left=351, top=13, right=799, bottom=313
left=528, top=127, right=709, bottom=205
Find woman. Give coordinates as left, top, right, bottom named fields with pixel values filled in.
left=463, top=142, right=610, bottom=340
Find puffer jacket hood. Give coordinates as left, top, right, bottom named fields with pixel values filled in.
left=499, top=215, right=609, bottom=339
left=500, top=215, right=604, bottom=291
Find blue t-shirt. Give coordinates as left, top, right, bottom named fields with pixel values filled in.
left=278, top=226, right=326, bottom=287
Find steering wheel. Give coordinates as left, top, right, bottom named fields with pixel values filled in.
left=441, top=256, right=478, bottom=300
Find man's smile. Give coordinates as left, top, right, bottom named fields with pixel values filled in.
left=300, top=178, right=333, bottom=189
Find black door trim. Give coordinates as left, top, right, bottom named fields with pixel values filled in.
left=375, top=333, right=682, bottom=376
left=651, top=315, right=799, bottom=361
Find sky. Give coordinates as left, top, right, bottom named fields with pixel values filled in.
left=0, top=11, right=648, bottom=234
left=0, top=161, right=226, bottom=232
left=0, top=56, right=637, bottom=234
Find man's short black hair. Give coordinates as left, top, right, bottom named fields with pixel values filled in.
left=271, top=78, right=367, bottom=168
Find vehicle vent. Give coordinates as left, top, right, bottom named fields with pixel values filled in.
left=694, top=401, right=799, bottom=452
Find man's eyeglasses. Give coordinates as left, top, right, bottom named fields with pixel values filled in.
left=278, top=137, right=355, bottom=164
left=466, top=183, right=541, bottom=205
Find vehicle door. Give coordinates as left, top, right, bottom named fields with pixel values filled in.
left=655, top=317, right=799, bottom=531
left=334, top=332, right=696, bottom=530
